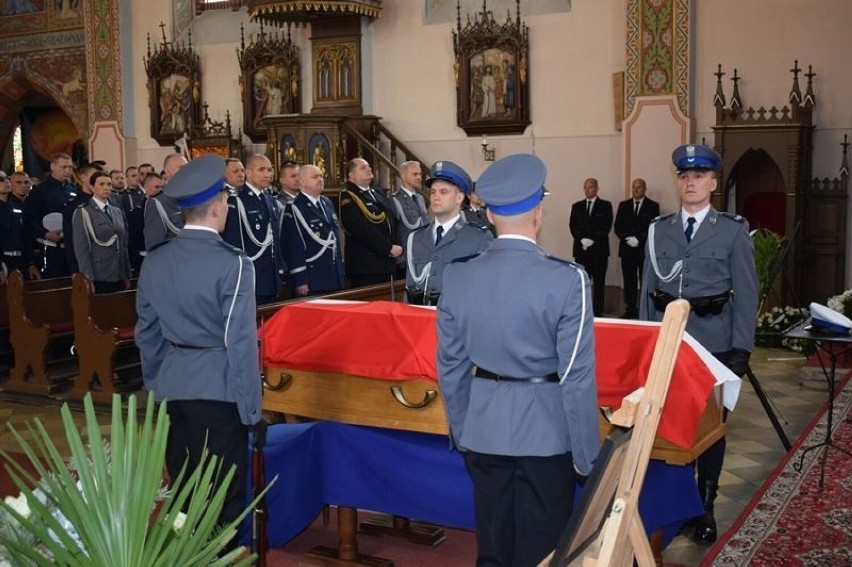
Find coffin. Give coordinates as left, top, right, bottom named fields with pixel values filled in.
left=261, top=301, right=739, bottom=465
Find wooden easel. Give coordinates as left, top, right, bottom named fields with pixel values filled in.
left=540, top=299, right=691, bottom=567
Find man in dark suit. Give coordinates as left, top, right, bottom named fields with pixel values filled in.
left=569, top=177, right=613, bottom=316
left=222, top=153, right=284, bottom=305
left=280, top=164, right=345, bottom=296
left=135, top=154, right=262, bottom=545
left=614, top=178, right=660, bottom=318
left=338, top=157, right=401, bottom=287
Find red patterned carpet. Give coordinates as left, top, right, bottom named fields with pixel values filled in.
left=702, top=372, right=852, bottom=567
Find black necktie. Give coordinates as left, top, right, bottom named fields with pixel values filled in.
left=586, top=200, right=592, bottom=215
left=435, top=225, right=444, bottom=246
left=685, top=217, right=696, bottom=243
left=104, top=206, right=112, bottom=221
left=634, top=200, right=640, bottom=215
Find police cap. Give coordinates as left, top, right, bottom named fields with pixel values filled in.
left=672, top=144, right=722, bottom=172
left=425, top=160, right=472, bottom=194
left=164, top=154, right=226, bottom=208
left=476, top=153, right=547, bottom=216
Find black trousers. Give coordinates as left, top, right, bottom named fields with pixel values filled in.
left=697, top=350, right=739, bottom=493
left=165, top=400, right=249, bottom=530
left=578, top=253, right=607, bottom=316
left=348, top=272, right=393, bottom=287
left=464, top=451, right=576, bottom=567
left=93, top=280, right=124, bottom=294
left=620, top=255, right=643, bottom=317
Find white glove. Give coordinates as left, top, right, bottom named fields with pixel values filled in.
left=580, top=238, right=594, bottom=250
left=625, top=236, right=639, bottom=248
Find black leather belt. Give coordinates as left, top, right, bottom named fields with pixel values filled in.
left=405, top=288, right=441, bottom=306
left=170, top=342, right=224, bottom=351
left=649, top=288, right=733, bottom=317
left=472, top=366, right=559, bottom=384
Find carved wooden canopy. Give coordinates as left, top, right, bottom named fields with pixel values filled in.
left=238, top=22, right=301, bottom=141
left=143, top=23, right=202, bottom=147
left=247, top=0, right=382, bottom=24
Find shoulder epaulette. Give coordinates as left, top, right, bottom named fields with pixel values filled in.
left=217, top=239, right=244, bottom=255
left=651, top=212, right=675, bottom=224
left=411, top=223, right=430, bottom=233
left=147, top=239, right=171, bottom=253
left=545, top=254, right=579, bottom=268
left=718, top=211, right=746, bottom=223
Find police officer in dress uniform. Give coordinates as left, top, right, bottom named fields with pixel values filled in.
left=71, top=171, right=130, bottom=294
left=143, top=154, right=187, bottom=250
left=280, top=164, right=345, bottom=296
left=222, top=154, right=285, bottom=305
left=338, top=158, right=402, bottom=286
left=390, top=160, right=430, bottom=274
left=23, top=152, right=78, bottom=279
left=0, top=171, right=28, bottom=280
left=438, top=154, right=600, bottom=567
left=640, top=144, right=758, bottom=544
left=405, top=160, right=492, bottom=305
left=135, top=154, right=262, bottom=543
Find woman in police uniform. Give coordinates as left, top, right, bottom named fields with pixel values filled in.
left=640, top=144, right=758, bottom=544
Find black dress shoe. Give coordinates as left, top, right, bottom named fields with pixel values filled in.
left=693, top=511, right=717, bottom=544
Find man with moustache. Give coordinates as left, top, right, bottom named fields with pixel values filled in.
left=280, top=164, right=345, bottom=296
left=338, top=157, right=401, bottom=286
left=222, top=153, right=284, bottom=304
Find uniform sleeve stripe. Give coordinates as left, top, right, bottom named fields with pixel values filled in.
left=560, top=266, right=587, bottom=385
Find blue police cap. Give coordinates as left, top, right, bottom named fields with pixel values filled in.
left=424, top=160, right=472, bottom=194
left=164, top=154, right=226, bottom=208
left=672, top=144, right=722, bottom=172
left=476, top=153, right=547, bottom=216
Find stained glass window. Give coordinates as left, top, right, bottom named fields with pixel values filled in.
left=12, top=124, right=23, bottom=172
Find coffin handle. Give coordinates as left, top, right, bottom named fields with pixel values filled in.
left=264, top=372, right=292, bottom=391
left=390, top=386, right=437, bottom=409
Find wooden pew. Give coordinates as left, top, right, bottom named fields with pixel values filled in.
left=70, top=274, right=140, bottom=403
left=5, top=271, right=74, bottom=395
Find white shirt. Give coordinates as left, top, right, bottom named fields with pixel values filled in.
left=681, top=204, right=711, bottom=232
left=434, top=214, right=460, bottom=243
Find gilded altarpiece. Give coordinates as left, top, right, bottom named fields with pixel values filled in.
left=312, top=40, right=360, bottom=115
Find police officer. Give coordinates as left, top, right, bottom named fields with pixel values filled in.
left=143, top=154, right=187, bottom=250
left=222, top=154, right=285, bottom=305
left=405, top=160, right=492, bottom=305
left=280, top=164, right=345, bottom=296
left=135, top=154, right=262, bottom=542
left=640, top=144, right=758, bottom=544
left=0, top=171, right=27, bottom=280
left=390, top=160, right=430, bottom=272
left=438, top=154, right=600, bottom=567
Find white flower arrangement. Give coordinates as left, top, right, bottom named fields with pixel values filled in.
left=827, top=289, right=852, bottom=318
left=755, top=305, right=812, bottom=353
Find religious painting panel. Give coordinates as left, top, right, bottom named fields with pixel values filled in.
left=308, top=132, right=330, bottom=179
left=238, top=25, right=300, bottom=142
left=453, top=4, right=530, bottom=135
left=311, top=39, right=361, bottom=114
left=144, top=25, right=202, bottom=147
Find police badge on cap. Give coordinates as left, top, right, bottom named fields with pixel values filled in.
left=672, top=144, right=723, bottom=172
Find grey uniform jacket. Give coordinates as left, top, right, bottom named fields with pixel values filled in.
left=71, top=199, right=131, bottom=283
left=390, top=190, right=429, bottom=256
left=143, top=192, right=185, bottom=250
left=135, top=228, right=262, bottom=426
left=405, top=217, right=492, bottom=295
left=437, top=237, right=600, bottom=474
left=639, top=208, right=758, bottom=354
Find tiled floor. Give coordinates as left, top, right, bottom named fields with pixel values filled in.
left=0, top=347, right=834, bottom=566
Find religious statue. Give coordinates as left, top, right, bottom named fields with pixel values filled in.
left=313, top=142, right=327, bottom=177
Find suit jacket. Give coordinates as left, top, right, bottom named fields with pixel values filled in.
left=222, top=185, right=285, bottom=298
left=569, top=197, right=613, bottom=259
left=437, top=238, right=600, bottom=474
left=614, top=197, right=660, bottom=259
left=24, top=176, right=78, bottom=275
left=405, top=216, right=492, bottom=295
left=143, top=191, right=184, bottom=250
left=280, top=192, right=345, bottom=293
left=71, top=198, right=131, bottom=283
left=338, top=182, right=397, bottom=278
left=135, top=228, right=262, bottom=425
left=639, top=208, right=758, bottom=353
